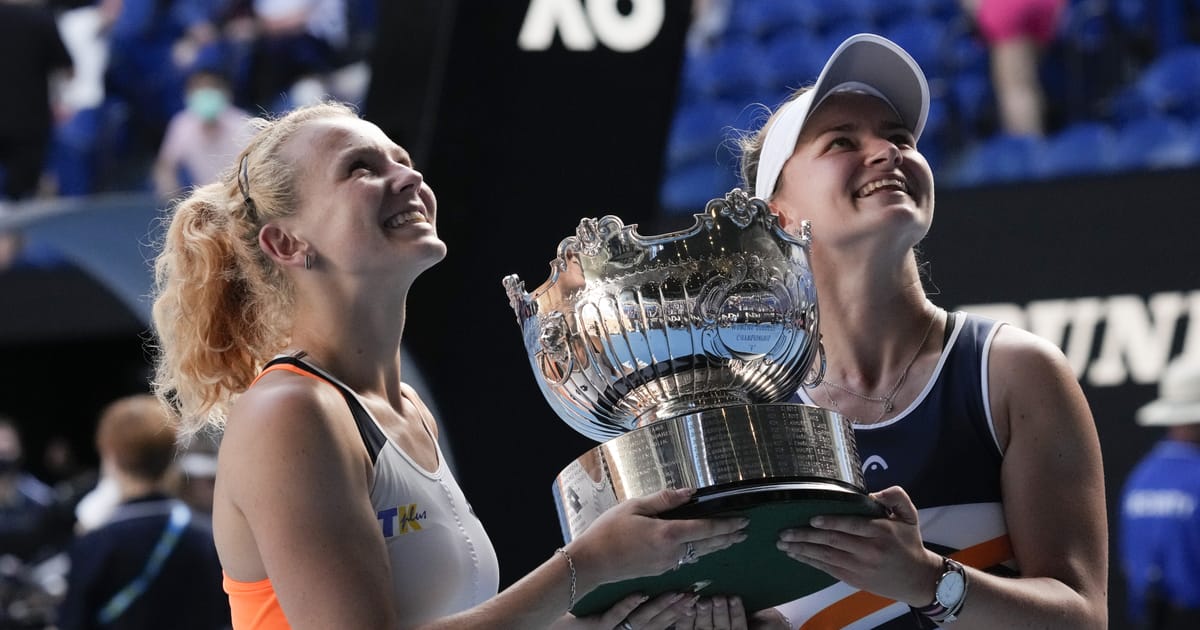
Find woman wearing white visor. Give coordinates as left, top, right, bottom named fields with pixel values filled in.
left=738, top=34, right=1107, bottom=629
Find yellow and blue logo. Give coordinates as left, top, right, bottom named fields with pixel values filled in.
left=378, top=503, right=427, bottom=537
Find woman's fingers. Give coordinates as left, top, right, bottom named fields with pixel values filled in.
left=593, top=593, right=650, bottom=628
left=630, top=490, right=749, bottom=542
left=624, top=592, right=698, bottom=630
left=693, top=596, right=749, bottom=630
left=870, top=486, right=918, bottom=525
left=690, top=529, right=749, bottom=558
left=632, top=487, right=697, bottom=516
left=748, top=608, right=791, bottom=630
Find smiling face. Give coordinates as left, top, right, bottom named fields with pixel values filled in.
left=769, top=92, right=935, bottom=252
left=282, top=116, right=447, bottom=280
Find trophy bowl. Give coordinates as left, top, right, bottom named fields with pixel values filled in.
left=502, top=189, right=884, bottom=615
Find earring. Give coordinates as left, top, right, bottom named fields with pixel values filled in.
left=304, top=254, right=312, bottom=270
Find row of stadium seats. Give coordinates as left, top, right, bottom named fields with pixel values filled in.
left=661, top=0, right=1200, bottom=212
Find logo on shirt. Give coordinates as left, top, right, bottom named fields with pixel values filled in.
left=1125, top=490, right=1196, bottom=518
left=861, top=454, right=889, bottom=474
left=378, top=503, right=427, bottom=537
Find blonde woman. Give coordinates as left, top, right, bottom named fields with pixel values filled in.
left=152, top=102, right=750, bottom=629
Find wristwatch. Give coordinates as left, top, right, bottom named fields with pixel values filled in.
left=916, top=557, right=968, bottom=623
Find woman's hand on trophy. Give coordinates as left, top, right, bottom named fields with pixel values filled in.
left=570, top=488, right=750, bottom=588
left=551, top=591, right=699, bottom=630
left=669, top=595, right=745, bottom=630
left=775, top=485, right=944, bottom=605
left=669, top=596, right=789, bottom=630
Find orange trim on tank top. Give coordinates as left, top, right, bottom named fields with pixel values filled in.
left=797, top=534, right=1014, bottom=630
left=251, top=362, right=325, bottom=387
left=223, top=572, right=290, bottom=630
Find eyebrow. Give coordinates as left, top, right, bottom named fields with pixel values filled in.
left=338, top=144, right=413, bottom=167
left=811, top=119, right=911, bottom=140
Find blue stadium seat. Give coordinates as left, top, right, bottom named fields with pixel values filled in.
left=821, top=19, right=879, bottom=55
left=1114, top=0, right=1190, bottom=51
left=660, top=162, right=739, bottom=214
left=949, top=70, right=994, bottom=132
left=923, top=0, right=961, bottom=19
left=1039, top=122, right=1118, bottom=177
left=1106, top=82, right=1155, bottom=126
left=759, top=30, right=829, bottom=93
left=944, top=24, right=989, bottom=77
left=1113, top=115, right=1196, bottom=171
left=869, top=0, right=949, bottom=22
left=1134, top=46, right=1200, bottom=119
left=665, top=101, right=739, bottom=169
left=948, top=134, right=1047, bottom=187
left=1060, top=0, right=1115, bottom=53
left=731, top=0, right=821, bottom=39
left=921, top=97, right=952, bottom=164
left=884, top=16, right=947, bottom=78
left=687, top=38, right=764, bottom=101
left=806, top=0, right=878, bottom=31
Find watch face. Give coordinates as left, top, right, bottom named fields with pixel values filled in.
left=936, top=570, right=966, bottom=607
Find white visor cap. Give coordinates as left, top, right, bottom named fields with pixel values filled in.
left=754, top=33, right=930, bottom=200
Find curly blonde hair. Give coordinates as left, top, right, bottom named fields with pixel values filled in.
left=151, top=102, right=358, bottom=437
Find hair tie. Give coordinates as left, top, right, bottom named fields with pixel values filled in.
left=238, top=154, right=255, bottom=209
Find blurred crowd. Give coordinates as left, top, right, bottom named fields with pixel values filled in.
left=0, top=0, right=376, bottom=210
left=2, top=399, right=225, bottom=629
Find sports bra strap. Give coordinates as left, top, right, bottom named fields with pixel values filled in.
left=258, top=356, right=387, bottom=463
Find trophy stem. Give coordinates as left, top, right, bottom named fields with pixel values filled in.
left=637, top=390, right=753, bottom=427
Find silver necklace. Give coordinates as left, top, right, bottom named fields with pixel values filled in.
left=817, top=309, right=940, bottom=422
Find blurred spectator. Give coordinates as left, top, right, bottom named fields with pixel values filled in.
left=961, top=0, right=1065, bottom=136
left=153, top=64, right=253, bottom=201
left=57, top=394, right=230, bottom=630
left=0, top=0, right=74, bottom=200
left=0, top=416, right=59, bottom=563
left=169, top=433, right=218, bottom=515
left=1120, top=357, right=1200, bottom=630
left=96, top=0, right=221, bottom=189
left=73, top=473, right=120, bottom=535
left=251, top=0, right=364, bottom=108
left=41, top=434, right=101, bottom=539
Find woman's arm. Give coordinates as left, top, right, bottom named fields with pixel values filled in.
left=776, top=325, right=1108, bottom=628
left=223, top=378, right=750, bottom=630
left=418, top=486, right=749, bottom=629
left=220, top=378, right=398, bottom=629
left=950, top=325, right=1108, bottom=627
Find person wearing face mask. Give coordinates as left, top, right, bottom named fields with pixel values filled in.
left=734, top=34, right=1108, bottom=628
left=153, top=65, right=254, bottom=201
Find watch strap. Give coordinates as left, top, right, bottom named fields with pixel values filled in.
left=916, top=557, right=968, bottom=623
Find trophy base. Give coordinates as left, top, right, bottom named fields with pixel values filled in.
left=570, top=482, right=886, bottom=617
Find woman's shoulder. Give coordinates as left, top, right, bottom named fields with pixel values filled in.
left=983, top=317, right=1092, bottom=438
left=223, top=369, right=357, bottom=463
left=986, top=321, right=1070, bottom=374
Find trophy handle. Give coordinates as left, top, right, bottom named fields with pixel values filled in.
left=802, top=340, right=826, bottom=389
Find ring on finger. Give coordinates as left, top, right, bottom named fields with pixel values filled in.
left=676, top=540, right=696, bottom=569
left=620, top=621, right=634, bottom=630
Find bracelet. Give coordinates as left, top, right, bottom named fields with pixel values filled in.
left=555, top=547, right=576, bottom=610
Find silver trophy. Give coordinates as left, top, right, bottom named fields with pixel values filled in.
left=503, top=189, right=882, bottom=614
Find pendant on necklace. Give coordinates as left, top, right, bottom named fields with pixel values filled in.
left=882, top=400, right=894, bottom=413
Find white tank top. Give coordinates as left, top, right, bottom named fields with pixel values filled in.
left=267, top=356, right=500, bottom=625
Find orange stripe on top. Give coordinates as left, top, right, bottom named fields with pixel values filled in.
left=222, top=363, right=321, bottom=630
left=224, top=572, right=290, bottom=630
left=798, top=535, right=1014, bottom=630
left=252, top=362, right=325, bottom=386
